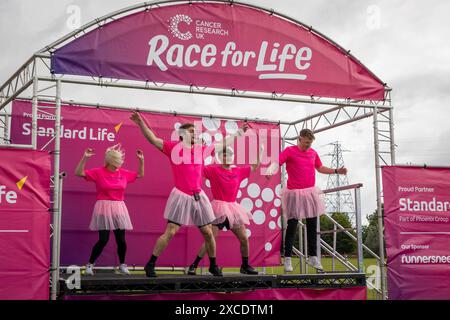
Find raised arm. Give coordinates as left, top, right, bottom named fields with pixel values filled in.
left=251, top=144, right=264, bottom=172
left=265, top=147, right=289, bottom=178
left=75, top=148, right=95, bottom=177
left=130, top=111, right=164, bottom=152
left=317, top=166, right=348, bottom=175
left=136, top=149, right=145, bottom=178
left=213, top=123, right=249, bottom=153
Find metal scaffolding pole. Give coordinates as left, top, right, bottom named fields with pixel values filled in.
left=37, top=75, right=386, bottom=111
left=280, top=137, right=287, bottom=267
left=354, top=187, right=363, bottom=273
left=389, top=107, right=396, bottom=164
left=33, top=97, right=288, bottom=126
left=32, top=76, right=38, bottom=150
left=5, top=113, right=10, bottom=144
left=50, top=79, right=62, bottom=301
left=373, top=104, right=387, bottom=300
left=332, top=224, right=337, bottom=271
left=54, top=172, right=65, bottom=295
left=1, top=112, right=10, bottom=144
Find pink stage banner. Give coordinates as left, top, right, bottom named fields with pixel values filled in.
left=65, top=287, right=367, bottom=301
left=11, top=100, right=282, bottom=268
left=382, top=166, right=450, bottom=300
left=52, top=2, right=385, bottom=101
left=0, top=148, right=51, bottom=300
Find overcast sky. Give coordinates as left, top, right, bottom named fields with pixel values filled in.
left=1, top=0, right=450, bottom=224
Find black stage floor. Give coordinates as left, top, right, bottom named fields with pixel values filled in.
left=58, top=272, right=366, bottom=297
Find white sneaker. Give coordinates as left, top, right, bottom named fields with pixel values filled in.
left=308, top=256, right=324, bottom=271
left=284, top=257, right=294, bottom=272
left=85, top=263, right=95, bottom=276
left=117, top=264, right=131, bottom=275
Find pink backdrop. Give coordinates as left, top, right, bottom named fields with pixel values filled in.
left=11, top=99, right=282, bottom=267
left=0, top=148, right=51, bottom=300
left=52, top=2, right=385, bottom=101
left=382, top=166, right=450, bottom=300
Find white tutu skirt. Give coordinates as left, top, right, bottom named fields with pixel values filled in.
left=281, top=187, right=325, bottom=220
left=164, top=188, right=216, bottom=227
left=211, top=200, right=253, bottom=229
left=89, top=200, right=133, bottom=231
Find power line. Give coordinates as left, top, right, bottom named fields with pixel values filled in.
left=322, top=141, right=355, bottom=222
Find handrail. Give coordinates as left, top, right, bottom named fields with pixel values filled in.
left=323, top=183, right=363, bottom=194
left=290, top=182, right=383, bottom=298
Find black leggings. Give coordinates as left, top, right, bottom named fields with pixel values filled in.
left=284, top=218, right=318, bottom=258
left=89, top=230, right=127, bottom=264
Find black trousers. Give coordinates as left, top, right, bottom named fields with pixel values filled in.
left=284, top=218, right=318, bottom=257
left=89, top=230, right=127, bottom=264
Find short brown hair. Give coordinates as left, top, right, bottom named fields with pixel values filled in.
left=178, top=123, right=195, bottom=141
left=179, top=123, right=194, bottom=131
left=299, top=129, right=315, bottom=140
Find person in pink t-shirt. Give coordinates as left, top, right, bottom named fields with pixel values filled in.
left=187, top=145, right=263, bottom=276
left=267, top=129, right=348, bottom=272
left=130, top=111, right=248, bottom=278
left=75, top=144, right=144, bottom=276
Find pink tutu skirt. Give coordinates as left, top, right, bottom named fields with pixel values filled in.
left=281, top=187, right=325, bottom=220
left=211, top=200, right=253, bottom=230
left=89, top=200, right=133, bottom=231
left=164, top=188, right=216, bottom=227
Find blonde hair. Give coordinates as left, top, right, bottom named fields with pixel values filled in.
left=105, top=144, right=125, bottom=168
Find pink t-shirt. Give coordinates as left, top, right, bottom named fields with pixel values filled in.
left=279, top=146, right=323, bottom=190
left=203, top=165, right=251, bottom=202
left=84, top=167, right=138, bottom=201
left=163, top=140, right=211, bottom=195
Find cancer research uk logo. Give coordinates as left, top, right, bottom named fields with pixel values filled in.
left=168, top=14, right=230, bottom=41
left=147, top=14, right=313, bottom=80
left=168, top=14, right=193, bottom=41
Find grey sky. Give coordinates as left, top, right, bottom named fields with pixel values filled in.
left=1, top=0, right=450, bottom=224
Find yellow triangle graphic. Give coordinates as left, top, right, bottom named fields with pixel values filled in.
left=114, top=122, right=123, bottom=133
left=16, top=176, right=28, bottom=190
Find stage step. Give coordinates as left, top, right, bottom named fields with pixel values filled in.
left=58, top=272, right=366, bottom=298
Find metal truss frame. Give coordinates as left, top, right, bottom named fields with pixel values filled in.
left=0, top=0, right=395, bottom=300
left=58, top=273, right=365, bottom=298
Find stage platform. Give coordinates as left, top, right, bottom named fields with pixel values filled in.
left=58, top=271, right=366, bottom=299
